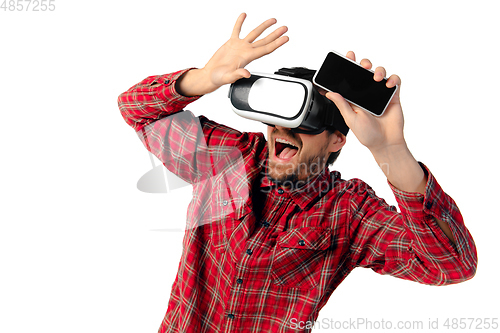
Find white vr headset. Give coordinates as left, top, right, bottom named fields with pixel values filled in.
left=228, top=67, right=349, bottom=135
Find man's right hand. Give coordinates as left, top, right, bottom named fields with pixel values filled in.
left=176, top=13, right=289, bottom=97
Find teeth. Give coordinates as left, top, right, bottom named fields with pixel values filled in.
left=276, top=138, right=297, bottom=147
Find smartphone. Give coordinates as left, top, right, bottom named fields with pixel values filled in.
left=313, top=51, right=398, bottom=116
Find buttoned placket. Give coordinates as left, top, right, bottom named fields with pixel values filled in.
left=223, top=221, right=259, bottom=329
left=222, top=188, right=295, bottom=332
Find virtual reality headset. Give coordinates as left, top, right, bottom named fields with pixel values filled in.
left=228, top=67, right=349, bottom=135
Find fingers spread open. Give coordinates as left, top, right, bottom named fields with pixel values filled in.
left=252, top=35, right=289, bottom=60
left=244, top=18, right=277, bottom=43
left=231, top=13, right=247, bottom=38
left=252, top=26, right=288, bottom=47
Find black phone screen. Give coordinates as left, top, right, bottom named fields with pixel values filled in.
left=314, top=52, right=397, bottom=116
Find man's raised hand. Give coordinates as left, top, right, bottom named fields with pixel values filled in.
left=176, top=13, right=288, bottom=97
left=325, top=51, right=404, bottom=154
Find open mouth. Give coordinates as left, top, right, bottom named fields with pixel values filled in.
left=275, top=138, right=299, bottom=160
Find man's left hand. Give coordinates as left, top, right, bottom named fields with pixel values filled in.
left=325, top=51, right=404, bottom=155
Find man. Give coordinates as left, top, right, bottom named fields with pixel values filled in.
left=118, top=13, right=476, bottom=333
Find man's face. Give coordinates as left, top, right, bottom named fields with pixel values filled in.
left=266, top=125, right=345, bottom=187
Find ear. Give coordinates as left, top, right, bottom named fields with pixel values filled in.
left=328, top=131, right=346, bottom=153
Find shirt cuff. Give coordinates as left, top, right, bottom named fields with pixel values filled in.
left=145, top=68, right=202, bottom=109
left=388, top=163, right=445, bottom=217
left=388, top=162, right=457, bottom=251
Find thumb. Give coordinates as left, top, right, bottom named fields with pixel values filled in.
left=325, top=92, right=356, bottom=126
left=226, top=68, right=251, bottom=84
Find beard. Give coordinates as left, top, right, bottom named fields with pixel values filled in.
left=265, top=125, right=332, bottom=189
left=265, top=153, right=328, bottom=188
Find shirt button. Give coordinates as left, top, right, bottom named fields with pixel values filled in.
left=227, top=314, right=235, bottom=319
left=236, top=278, right=243, bottom=284
left=262, top=221, right=270, bottom=227
left=425, top=201, right=432, bottom=210
left=246, top=249, right=253, bottom=255
left=298, top=240, right=306, bottom=246
left=222, top=200, right=228, bottom=206
left=277, top=189, right=284, bottom=194
left=164, top=79, right=170, bottom=84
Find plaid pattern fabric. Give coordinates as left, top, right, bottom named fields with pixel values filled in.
left=118, top=69, right=477, bottom=333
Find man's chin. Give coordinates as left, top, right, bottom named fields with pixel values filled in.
left=266, top=173, right=299, bottom=187
left=266, top=158, right=325, bottom=188
left=266, top=161, right=299, bottom=186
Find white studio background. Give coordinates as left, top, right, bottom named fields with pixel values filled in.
left=0, top=1, right=498, bottom=332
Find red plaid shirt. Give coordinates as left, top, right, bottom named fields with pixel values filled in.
left=118, top=69, right=477, bottom=333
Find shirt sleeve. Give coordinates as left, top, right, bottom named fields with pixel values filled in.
left=117, top=69, right=263, bottom=185
left=347, top=163, right=477, bottom=285
left=117, top=68, right=201, bottom=132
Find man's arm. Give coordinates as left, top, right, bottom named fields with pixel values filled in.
left=118, top=69, right=199, bottom=133
left=326, top=51, right=476, bottom=284
left=118, top=13, right=288, bottom=130
left=346, top=170, right=477, bottom=285
left=369, top=141, right=456, bottom=244
left=117, top=14, right=288, bottom=183
left=326, top=51, right=455, bottom=244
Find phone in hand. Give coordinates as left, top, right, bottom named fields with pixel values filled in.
left=313, top=51, right=398, bottom=116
